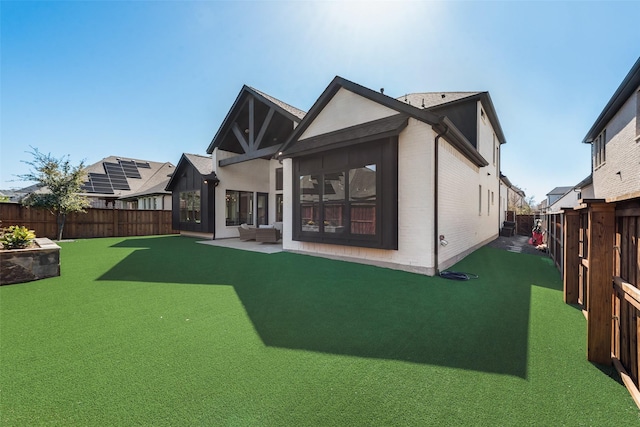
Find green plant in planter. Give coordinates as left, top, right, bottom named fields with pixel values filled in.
left=0, top=226, right=36, bottom=250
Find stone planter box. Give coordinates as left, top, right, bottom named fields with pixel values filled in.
left=0, top=238, right=61, bottom=285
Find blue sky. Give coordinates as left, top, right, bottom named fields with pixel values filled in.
left=1, top=1, right=638, bottom=203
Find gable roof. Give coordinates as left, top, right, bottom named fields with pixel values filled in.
left=119, top=162, right=175, bottom=199
left=546, top=186, right=574, bottom=196
left=583, top=56, right=640, bottom=143
left=575, top=174, right=593, bottom=189
left=400, top=91, right=507, bottom=145
left=279, top=76, right=489, bottom=167
left=249, top=86, right=306, bottom=120
left=164, top=153, right=215, bottom=191
left=206, top=85, right=305, bottom=154
left=183, top=153, right=213, bottom=176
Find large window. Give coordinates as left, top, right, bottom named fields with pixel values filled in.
left=226, top=190, right=253, bottom=226
left=179, top=191, right=201, bottom=223
left=293, top=138, right=397, bottom=249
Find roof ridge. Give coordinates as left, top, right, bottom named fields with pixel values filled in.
left=248, top=85, right=307, bottom=119
left=402, top=91, right=482, bottom=95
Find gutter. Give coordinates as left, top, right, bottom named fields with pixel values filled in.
left=433, top=121, right=449, bottom=275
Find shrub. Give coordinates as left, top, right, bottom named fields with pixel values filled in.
left=0, top=226, right=36, bottom=250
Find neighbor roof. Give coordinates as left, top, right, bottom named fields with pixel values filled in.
left=119, top=162, right=175, bottom=200
left=81, top=156, right=174, bottom=198
left=546, top=186, right=574, bottom=196
left=583, top=56, right=640, bottom=143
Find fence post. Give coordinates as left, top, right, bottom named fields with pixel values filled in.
left=563, top=209, right=580, bottom=304
left=586, top=201, right=616, bottom=365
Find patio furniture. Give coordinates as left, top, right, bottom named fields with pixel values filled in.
left=255, top=227, right=281, bottom=243
left=237, top=224, right=257, bottom=241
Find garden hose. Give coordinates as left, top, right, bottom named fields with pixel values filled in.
left=438, top=271, right=479, bottom=281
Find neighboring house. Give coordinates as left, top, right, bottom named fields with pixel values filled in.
left=574, top=174, right=595, bottom=200
left=173, top=76, right=507, bottom=275
left=500, top=173, right=525, bottom=218
left=544, top=186, right=577, bottom=214
left=546, top=186, right=574, bottom=207
left=165, top=153, right=218, bottom=236
left=81, top=156, right=175, bottom=210
left=541, top=176, right=594, bottom=214
left=583, top=56, right=640, bottom=201
left=0, top=184, right=43, bottom=203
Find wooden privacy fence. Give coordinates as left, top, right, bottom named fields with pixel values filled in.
left=0, top=204, right=177, bottom=240
left=562, top=198, right=640, bottom=407
left=516, top=214, right=535, bottom=236
left=546, top=212, right=564, bottom=272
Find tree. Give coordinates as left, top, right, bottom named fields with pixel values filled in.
left=518, top=196, right=538, bottom=215
left=19, top=148, right=90, bottom=240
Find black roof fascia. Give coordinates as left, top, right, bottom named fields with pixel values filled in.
left=206, top=85, right=303, bottom=154
left=425, top=92, right=507, bottom=145
left=278, top=76, right=443, bottom=154
left=165, top=154, right=189, bottom=191
left=582, top=57, right=640, bottom=144
left=433, top=117, right=489, bottom=167
left=283, top=114, right=409, bottom=158
left=278, top=76, right=489, bottom=167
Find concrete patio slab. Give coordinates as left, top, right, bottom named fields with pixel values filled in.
left=197, top=238, right=283, bottom=254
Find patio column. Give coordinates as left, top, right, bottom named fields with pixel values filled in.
left=585, top=201, right=616, bottom=365
left=563, top=209, right=580, bottom=304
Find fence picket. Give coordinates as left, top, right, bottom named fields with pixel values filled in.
left=0, top=204, right=176, bottom=239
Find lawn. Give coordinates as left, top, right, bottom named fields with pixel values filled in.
left=1, top=235, right=638, bottom=426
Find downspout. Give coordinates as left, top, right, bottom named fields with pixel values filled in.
left=433, top=122, right=449, bottom=275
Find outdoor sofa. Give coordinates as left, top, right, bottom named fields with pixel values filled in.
left=237, top=223, right=282, bottom=243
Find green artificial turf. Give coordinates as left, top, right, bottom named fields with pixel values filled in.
left=1, top=235, right=638, bottom=426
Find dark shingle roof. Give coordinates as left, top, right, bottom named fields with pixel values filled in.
left=184, top=153, right=213, bottom=176
left=81, top=156, right=174, bottom=197
left=249, top=86, right=306, bottom=120
left=547, top=186, right=574, bottom=196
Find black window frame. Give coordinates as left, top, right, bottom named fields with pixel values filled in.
left=225, top=190, right=254, bottom=226
left=292, top=137, right=398, bottom=249
left=179, top=190, right=201, bottom=224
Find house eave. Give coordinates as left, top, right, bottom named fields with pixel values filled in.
left=206, top=85, right=303, bottom=155
left=582, top=57, right=640, bottom=144
left=433, top=117, right=489, bottom=167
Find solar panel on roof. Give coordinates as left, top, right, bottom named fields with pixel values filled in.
left=110, top=181, right=130, bottom=190
left=136, top=162, right=151, bottom=169
left=119, top=160, right=142, bottom=179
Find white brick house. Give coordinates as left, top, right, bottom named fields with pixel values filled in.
left=584, top=57, right=640, bottom=201
left=171, top=77, right=507, bottom=276
left=279, top=77, right=506, bottom=275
